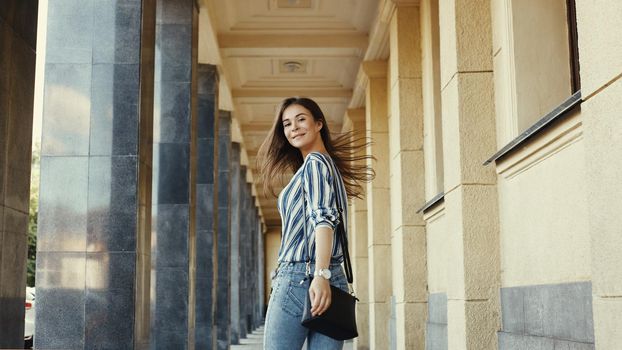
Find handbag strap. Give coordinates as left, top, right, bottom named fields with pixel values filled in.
left=301, top=156, right=354, bottom=284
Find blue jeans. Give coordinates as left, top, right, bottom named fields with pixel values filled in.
left=264, top=262, right=348, bottom=350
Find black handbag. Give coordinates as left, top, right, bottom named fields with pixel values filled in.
left=300, top=158, right=358, bottom=341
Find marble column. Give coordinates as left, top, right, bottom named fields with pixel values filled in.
left=238, top=166, right=249, bottom=339
left=257, top=217, right=266, bottom=325
left=257, top=217, right=265, bottom=322
left=229, top=143, right=242, bottom=344
left=345, top=108, right=370, bottom=350
left=215, top=111, right=232, bottom=349
left=151, top=0, right=198, bottom=348
left=239, top=177, right=252, bottom=337
left=438, top=0, right=500, bottom=348
left=35, top=0, right=156, bottom=348
left=244, top=183, right=254, bottom=333
left=250, top=207, right=259, bottom=329
left=255, top=209, right=262, bottom=327
left=387, top=4, right=428, bottom=349
left=195, top=64, right=219, bottom=349
left=0, top=0, right=38, bottom=347
left=361, top=60, right=393, bottom=349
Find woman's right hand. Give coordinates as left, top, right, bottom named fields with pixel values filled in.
left=309, top=276, right=331, bottom=316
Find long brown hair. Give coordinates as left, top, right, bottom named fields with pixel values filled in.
left=256, top=97, right=374, bottom=198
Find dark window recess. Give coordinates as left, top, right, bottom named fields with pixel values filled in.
left=567, top=0, right=581, bottom=92
left=484, top=91, right=582, bottom=166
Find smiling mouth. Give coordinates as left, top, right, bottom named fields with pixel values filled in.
left=293, top=134, right=305, bottom=140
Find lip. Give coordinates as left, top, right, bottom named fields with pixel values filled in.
left=292, top=133, right=305, bottom=140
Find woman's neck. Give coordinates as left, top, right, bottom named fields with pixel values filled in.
left=301, top=146, right=327, bottom=159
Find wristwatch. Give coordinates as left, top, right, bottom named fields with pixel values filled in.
left=314, top=268, right=332, bottom=280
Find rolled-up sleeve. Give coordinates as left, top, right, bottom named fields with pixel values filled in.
left=303, top=157, right=339, bottom=231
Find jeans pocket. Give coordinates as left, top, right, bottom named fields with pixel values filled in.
left=281, top=280, right=306, bottom=317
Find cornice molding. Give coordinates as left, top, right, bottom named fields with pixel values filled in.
left=361, top=60, right=388, bottom=79
left=232, top=88, right=352, bottom=98
left=364, top=0, right=395, bottom=61
left=496, top=110, right=583, bottom=179
left=349, top=70, right=368, bottom=108
left=342, top=108, right=365, bottom=132
left=349, top=0, right=395, bottom=108
left=218, top=33, right=368, bottom=49
left=346, top=108, right=366, bottom=122
left=390, top=0, right=420, bottom=7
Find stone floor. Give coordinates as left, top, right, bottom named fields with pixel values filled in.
left=230, top=326, right=354, bottom=349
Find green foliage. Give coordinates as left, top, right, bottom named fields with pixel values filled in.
left=27, top=143, right=40, bottom=287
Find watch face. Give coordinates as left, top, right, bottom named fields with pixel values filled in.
left=321, top=269, right=332, bottom=279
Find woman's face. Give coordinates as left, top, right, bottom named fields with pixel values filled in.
left=281, top=104, right=323, bottom=151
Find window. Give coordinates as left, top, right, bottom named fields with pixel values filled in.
left=494, top=0, right=580, bottom=144
left=421, top=0, right=444, bottom=201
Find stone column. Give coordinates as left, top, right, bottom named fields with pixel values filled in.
left=257, top=218, right=266, bottom=322
left=215, top=111, right=232, bottom=349
left=0, top=0, right=38, bottom=347
left=252, top=207, right=261, bottom=328
left=253, top=209, right=264, bottom=329
left=345, top=108, right=371, bottom=350
left=361, top=60, right=393, bottom=349
left=248, top=202, right=256, bottom=330
left=35, top=0, right=156, bottom=348
left=578, top=1, right=622, bottom=348
left=238, top=167, right=249, bottom=339
left=229, top=143, right=242, bottom=344
left=387, top=3, right=428, bottom=349
left=242, top=182, right=254, bottom=334
left=195, top=64, right=219, bottom=349
left=151, top=0, right=198, bottom=348
left=438, top=0, right=500, bottom=348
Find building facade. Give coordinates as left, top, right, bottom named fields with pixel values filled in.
left=0, top=0, right=621, bottom=349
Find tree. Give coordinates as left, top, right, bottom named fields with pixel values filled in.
left=27, top=143, right=40, bottom=287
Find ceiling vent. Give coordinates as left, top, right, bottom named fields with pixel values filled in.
left=280, top=60, right=307, bottom=73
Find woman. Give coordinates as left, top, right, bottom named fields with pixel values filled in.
left=257, top=97, right=373, bottom=349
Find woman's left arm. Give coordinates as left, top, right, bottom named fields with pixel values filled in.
left=303, top=157, right=339, bottom=316
left=310, top=225, right=333, bottom=316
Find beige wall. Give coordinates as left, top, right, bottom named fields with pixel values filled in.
left=388, top=4, right=428, bottom=349
left=496, top=112, right=590, bottom=287
left=424, top=204, right=448, bottom=294
left=421, top=0, right=444, bottom=200
left=345, top=108, right=371, bottom=350
left=363, top=61, right=392, bottom=349
left=577, top=1, right=622, bottom=348
left=583, top=78, right=622, bottom=349
left=340, top=0, right=619, bottom=347
left=490, top=0, right=591, bottom=289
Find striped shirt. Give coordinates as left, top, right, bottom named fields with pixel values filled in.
left=276, top=152, right=349, bottom=263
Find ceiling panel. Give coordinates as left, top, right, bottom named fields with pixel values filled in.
left=207, top=0, right=377, bottom=229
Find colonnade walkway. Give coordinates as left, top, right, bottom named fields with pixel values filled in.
left=230, top=326, right=264, bottom=350
left=230, top=326, right=355, bottom=350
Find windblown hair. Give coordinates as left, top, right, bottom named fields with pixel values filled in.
left=256, top=97, right=375, bottom=199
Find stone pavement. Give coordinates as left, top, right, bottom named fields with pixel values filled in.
left=230, top=326, right=354, bottom=349
left=230, top=326, right=264, bottom=350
